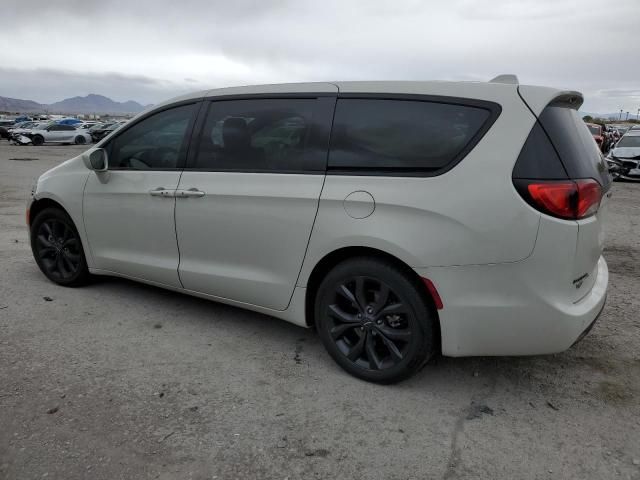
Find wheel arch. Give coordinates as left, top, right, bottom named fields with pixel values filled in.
left=28, top=197, right=70, bottom=226
left=303, top=246, right=441, bottom=349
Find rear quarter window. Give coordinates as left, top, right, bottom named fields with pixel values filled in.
left=328, top=98, right=497, bottom=175
left=538, top=106, right=611, bottom=186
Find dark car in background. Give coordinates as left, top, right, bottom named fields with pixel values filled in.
left=90, top=121, right=126, bottom=142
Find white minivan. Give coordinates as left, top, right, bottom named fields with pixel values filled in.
left=28, top=78, right=610, bottom=383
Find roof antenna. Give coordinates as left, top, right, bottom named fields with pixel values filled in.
left=489, top=74, right=519, bottom=85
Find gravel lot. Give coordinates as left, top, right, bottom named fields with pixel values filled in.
left=1, top=143, right=639, bottom=480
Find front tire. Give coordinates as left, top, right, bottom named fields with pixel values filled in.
left=315, top=257, right=436, bottom=384
left=32, top=135, right=44, bottom=146
left=74, top=135, right=86, bottom=145
left=30, top=208, right=90, bottom=287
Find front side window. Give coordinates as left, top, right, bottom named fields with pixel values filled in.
left=192, top=99, right=320, bottom=172
left=328, top=98, right=493, bottom=173
left=107, top=104, right=196, bottom=170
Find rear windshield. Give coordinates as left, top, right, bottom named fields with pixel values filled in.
left=616, top=135, right=640, bottom=148
left=328, top=98, right=495, bottom=174
left=538, top=106, right=610, bottom=186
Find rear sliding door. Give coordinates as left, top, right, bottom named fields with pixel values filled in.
left=175, top=93, right=336, bottom=310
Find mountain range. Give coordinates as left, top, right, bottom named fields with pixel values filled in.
left=0, top=94, right=150, bottom=115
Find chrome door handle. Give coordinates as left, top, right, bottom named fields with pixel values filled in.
left=149, top=187, right=176, bottom=197
left=176, top=188, right=205, bottom=198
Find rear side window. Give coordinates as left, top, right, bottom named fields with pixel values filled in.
left=191, top=98, right=332, bottom=172
left=538, top=106, right=610, bottom=186
left=328, top=98, right=494, bottom=174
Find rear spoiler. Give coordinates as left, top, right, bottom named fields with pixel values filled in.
left=490, top=75, right=584, bottom=112
left=548, top=92, right=583, bottom=109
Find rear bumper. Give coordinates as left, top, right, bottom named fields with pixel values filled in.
left=416, top=256, right=608, bottom=357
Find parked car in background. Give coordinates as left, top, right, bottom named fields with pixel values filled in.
left=27, top=78, right=610, bottom=383
left=606, top=130, right=640, bottom=181
left=89, top=122, right=114, bottom=142
left=90, top=121, right=126, bottom=142
left=26, top=123, right=91, bottom=146
left=74, top=122, right=98, bottom=130
left=9, top=121, right=51, bottom=138
left=586, top=123, right=605, bottom=151
left=57, top=118, right=83, bottom=126
left=0, top=119, right=15, bottom=127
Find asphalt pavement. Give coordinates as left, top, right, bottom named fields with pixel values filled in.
left=1, top=143, right=639, bottom=480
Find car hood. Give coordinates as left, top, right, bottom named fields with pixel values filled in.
left=610, top=147, right=640, bottom=159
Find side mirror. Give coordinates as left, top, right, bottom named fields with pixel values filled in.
left=86, top=148, right=108, bottom=172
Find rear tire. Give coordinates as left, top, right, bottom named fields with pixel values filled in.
left=314, top=257, right=436, bottom=384
left=30, top=208, right=91, bottom=287
left=32, top=135, right=44, bottom=146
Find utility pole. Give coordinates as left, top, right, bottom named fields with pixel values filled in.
left=619, top=109, right=623, bottom=121
left=626, top=111, right=629, bottom=121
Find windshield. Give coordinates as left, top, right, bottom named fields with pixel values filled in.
left=616, top=135, right=640, bottom=148
left=587, top=125, right=601, bottom=135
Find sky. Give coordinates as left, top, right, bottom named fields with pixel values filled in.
left=0, top=0, right=639, bottom=115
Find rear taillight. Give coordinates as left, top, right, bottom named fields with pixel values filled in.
left=515, top=179, right=602, bottom=220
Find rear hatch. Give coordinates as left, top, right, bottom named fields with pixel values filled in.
left=514, top=91, right=612, bottom=302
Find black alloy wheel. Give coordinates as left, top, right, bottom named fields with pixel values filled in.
left=315, top=258, right=436, bottom=383
left=75, top=135, right=86, bottom=145
left=31, top=208, right=90, bottom=286
left=32, top=135, right=44, bottom=146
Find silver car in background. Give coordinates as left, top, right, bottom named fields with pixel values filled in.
left=606, top=130, right=640, bottom=180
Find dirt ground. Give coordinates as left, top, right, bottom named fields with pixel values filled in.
left=0, top=143, right=639, bottom=480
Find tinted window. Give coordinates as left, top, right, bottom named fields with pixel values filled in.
left=616, top=135, right=640, bottom=148
left=108, top=104, right=196, bottom=170
left=328, top=99, right=492, bottom=172
left=512, top=122, right=568, bottom=179
left=192, top=98, right=325, bottom=172
left=61, top=125, right=76, bottom=131
left=538, top=106, right=611, bottom=186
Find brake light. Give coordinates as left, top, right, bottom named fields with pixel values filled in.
left=574, top=179, right=602, bottom=218
left=519, top=179, right=601, bottom=220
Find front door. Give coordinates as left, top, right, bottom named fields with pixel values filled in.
left=47, top=124, right=76, bottom=143
left=175, top=93, right=336, bottom=310
left=83, top=102, right=199, bottom=287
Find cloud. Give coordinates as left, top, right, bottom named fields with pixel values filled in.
left=0, top=67, right=191, bottom=104
left=0, top=0, right=638, bottom=113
